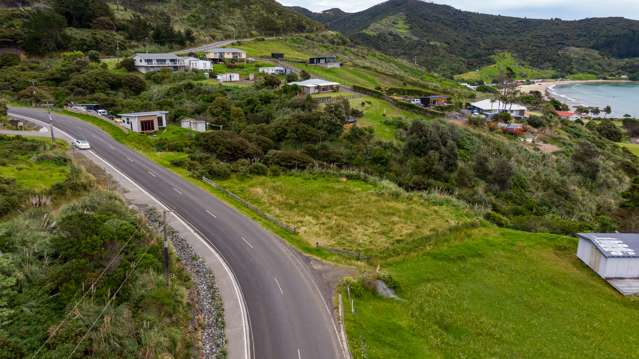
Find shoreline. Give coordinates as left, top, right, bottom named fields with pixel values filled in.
left=517, top=79, right=634, bottom=98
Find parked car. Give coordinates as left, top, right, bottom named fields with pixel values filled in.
left=72, top=139, right=91, bottom=150
left=97, top=109, right=108, bottom=116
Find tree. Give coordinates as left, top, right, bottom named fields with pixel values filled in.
left=595, top=121, right=623, bottom=142
left=21, top=9, right=67, bottom=54
left=590, top=107, right=601, bottom=117
left=52, top=0, right=113, bottom=28
left=603, top=105, right=612, bottom=118
left=87, top=50, right=100, bottom=63
left=117, top=57, right=137, bottom=72
left=260, top=74, right=281, bottom=89
left=300, top=70, right=311, bottom=80
left=286, top=72, right=299, bottom=83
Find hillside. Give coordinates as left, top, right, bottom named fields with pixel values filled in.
left=0, top=0, right=322, bottom=54
left=293, top=0, right=639, bottom=77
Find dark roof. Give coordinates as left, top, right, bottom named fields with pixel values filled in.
left=578, top=233, right=639, bottom=258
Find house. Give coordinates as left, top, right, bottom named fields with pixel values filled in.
left=272, top=53, right=285, bottom=60
left=555, top=111, right=580, bottom=121
left=217, top=73, right=241, bottom=82
left=259, top=66, right=292, bottom=75
left=308, top=55, right=341, bottom=68
left=289, top=79, right=341, bottom=95
left=469, top=99, right=528, bottom=119
left=419, top=95, right=449, bottom=107
left=577, top=233, right=639, bottom=295
left=183, top=57, right=212, bottom=71
left=133, top=53, right=186, bottom=73
left=118, top=111, right=168, bottom=133
left=206, top=48, right=247, bottom=63
left=181, top=118, right=207, bottom=133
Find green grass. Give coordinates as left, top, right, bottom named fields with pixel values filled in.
left=0, top=137, right=70, bottom=191
left=212, top=62, right=276, bottom=77
left=349, top=96, right=423, bottom=141
left=622, top=143, right=639, bottom=157
left=236, top=39, right=310, bottom=62
left=296, top=63, right=405, bottom=89
left=456, top=52, right=556, bottom=83
left=344, top=226, right=639, bottom=358
left=216, top=173, right=477, bottom=254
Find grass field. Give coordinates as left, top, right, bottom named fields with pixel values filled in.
left=0, top=137, right=70, bottom=191
left=622, top=143, right=639, bottom=157
left=350, top=95, right=422, bottom=141
left=344, top=227, right=639, bottom=359
left=456, top=52, right=556, bottom=83
left=217, top=173, right=477, bottom=254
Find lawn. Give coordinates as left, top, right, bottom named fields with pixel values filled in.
left=216, top=173, right=477, bottom=255
left=344, top=227, right=639, bottom=359
left=296, top=63, right=405, bottom=89
left=622, top=143, right=639, bottom=157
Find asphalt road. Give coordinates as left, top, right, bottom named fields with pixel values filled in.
left=9, top=107, right=345, bottom=359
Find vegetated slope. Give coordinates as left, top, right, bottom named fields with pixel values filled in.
left=0, top=0, right=322, bottom=54
left=456, top=52, right=556, bottom=83
left=293, top=0, right=639, bottom=77
left=0, top=136, right=199, bottom=357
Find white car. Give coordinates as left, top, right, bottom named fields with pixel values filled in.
left=72, top=139, right=91, bottom=150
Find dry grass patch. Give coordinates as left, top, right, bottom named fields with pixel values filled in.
left=217, top=173, right=477, bottom=254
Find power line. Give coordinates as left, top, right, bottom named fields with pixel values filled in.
left=31, top=232, right=139, bottom=358
left=67, top=246, right=152, bottom=358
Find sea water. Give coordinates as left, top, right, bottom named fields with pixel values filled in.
left=549, top=82, right=639, bottom=118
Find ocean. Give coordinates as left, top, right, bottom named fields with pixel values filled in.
left=549, top=82, right=639, bottom=118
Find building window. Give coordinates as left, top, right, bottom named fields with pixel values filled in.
left=140, top=119, right=155, bottom=132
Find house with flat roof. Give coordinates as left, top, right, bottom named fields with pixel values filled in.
left=119, top=111, right=168, bottom=133
left=206, top=48, right=247, bottom=63
left=183, top=57, right=212, bottom=71
left=308, top=55, right=341, bottom=68
left=577, top=233, right=639, bottom=295
left=555, top=111, right=580, bottom=121
left=419, top=95, right=449, bottom=107
left=258, top=66, right=292, bottom=75
left=133, top=53, right=186, bottom=73
left=289, top=79, right=341, bottom=95
left=469, top=99, right=528, bottom=119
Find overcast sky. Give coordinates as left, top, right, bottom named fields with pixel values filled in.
left=278, top=0, right=639, bottom=20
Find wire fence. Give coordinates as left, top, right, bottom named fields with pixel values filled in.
left=201, top=176, right=298, bottom=234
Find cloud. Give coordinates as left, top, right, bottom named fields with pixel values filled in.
left=278, top=0, right=639, bottom=20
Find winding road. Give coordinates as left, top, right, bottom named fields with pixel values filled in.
left=8, top=107, right=346, bottom=359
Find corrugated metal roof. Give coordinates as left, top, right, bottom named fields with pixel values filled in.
left=134, top=53, right=181, bottom=60
left=289, top=79, right=340, bottom=87
left=578, top=233, right=639, bottom=258
left=470, top=99, right=527, bottom=111
left=210, top=48, right=245, bottom=53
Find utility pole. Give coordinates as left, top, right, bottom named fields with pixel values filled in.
left=47, top=104, right=55, bottom=143
left=163, top=210, right=170, bottom=283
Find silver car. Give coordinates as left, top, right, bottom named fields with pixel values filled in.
left=72, top=139, right=91, bottom=150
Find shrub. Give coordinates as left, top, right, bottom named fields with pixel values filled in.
left=248, top=162, right=269, bottom=176
left=594, top=121, right=623, bottom=142
left=195, top=131, right=261, bottom=162
left=0, top=54, right=20, bottom=69
left=118, top=58, right=137, bottom=72
left=485, top=211, right=511, bottom=227
left=265, top=150, right=315, bottom=169
left=87, top=50, right=100, bottom=62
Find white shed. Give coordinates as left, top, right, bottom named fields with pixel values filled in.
left=577, top=233, right=639, bottom=295
left=118, top=111, right=168, bottom=133
left=217, top=73, right=240, bottom=82
left=181, top=118, right=207, bottom=132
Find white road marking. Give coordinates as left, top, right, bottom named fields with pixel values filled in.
left=147, top=170, right=158, bottom=177
left=173, top=187, right=183, bottom=195
left=241, top=236, right=254, bottom=249
left=274, top=277, right=284, bottom=295
left=298, top=348, right=302, bottom=359
left=206, top=210, right=217, bottom=218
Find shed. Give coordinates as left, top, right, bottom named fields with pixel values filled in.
left=181, top=118, right=207, bottom=132
left=289, top=79, right=341, bottom=95
left=577, top=233, right=639, bottom=295
left=118, top=111, right=168, bottom=133
left=217, top=73, right=241, bottom=82
left=272, top=53, right=285, bottom=60
left=308, top=55, right=341, bottom=68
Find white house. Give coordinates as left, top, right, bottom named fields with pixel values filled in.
left=118, top=111, right=168, bottom=133
left=133, top=53, right=186, bottom=73
left=217, top=73, right=240, bottom=83
left=206, top=48, right=247, bottom=63
left=259, top=66, right=291, bottom=75
left=577, top=233, right=639, bottom=295
left=181, top=118, right=207, bottom=132
left=289, top=79, right=341, bottom=95
left=183, top=57, right=212, bottom=71
left=469, top=99, right=528, bottom=118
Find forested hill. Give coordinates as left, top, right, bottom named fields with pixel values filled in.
left=0, top=0, right=322, bottom=54
left=292, top=0, right=639, bottom=77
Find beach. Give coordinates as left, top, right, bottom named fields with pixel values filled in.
left=517, top=79, right=632, bottom=99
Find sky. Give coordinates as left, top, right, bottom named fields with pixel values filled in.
left=278, top=0, right=639, bottom=20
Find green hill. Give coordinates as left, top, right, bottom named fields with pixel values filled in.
left=293, top=0, right=639, bottom=77
left=456, top=52, right=556, bottom=83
